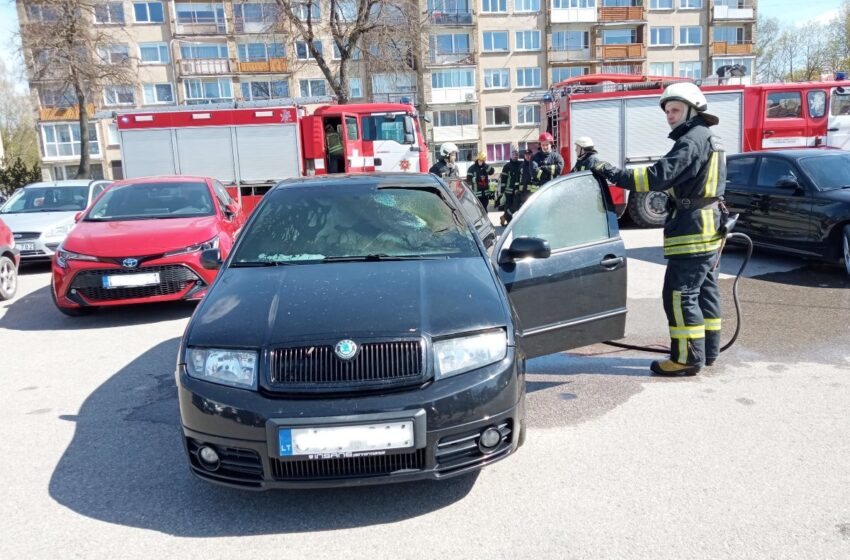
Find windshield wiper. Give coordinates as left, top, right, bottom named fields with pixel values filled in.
left=322, top=254, right=447, bottom=262
left=231, top=261, right=296, bottom=267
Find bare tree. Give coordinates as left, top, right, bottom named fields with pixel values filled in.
left=755, top=15, right=782, bottom=83
left=18, top=0, right=137, bottom=178
left=0, top=61, right=39, bottom=167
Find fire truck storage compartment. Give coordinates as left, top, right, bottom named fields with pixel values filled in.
left=235, top=125, right=300, bottom=182
left=176, top=128, right=236, bottom=183
left=121, top=129, right=177, bottom=177
left=571, top=99, right=623, bottom=165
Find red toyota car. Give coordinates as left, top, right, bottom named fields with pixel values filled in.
left=51, top=176, right=244, bottom=316
left=0, top=217, right=19, bottom=301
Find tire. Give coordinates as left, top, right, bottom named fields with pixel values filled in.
left=0, top=255, right=17, bottom=301
left=627, top=191, right=668, bottom=228
left=842, top=225, right=850, bottom=277
left=51, top=283, right=96, bottom=316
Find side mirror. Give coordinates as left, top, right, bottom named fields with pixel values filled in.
left=498, top=236, right=551, bottom=264
left=775, top=177, right=799, bottom=189
left=200, top=249, right=222, bottom=270
left=74, top=212, right=83, bottom=222
left=224, top=203, right=239, bottom=218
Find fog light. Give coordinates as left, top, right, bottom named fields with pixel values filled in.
left=198, top=445, right=220, bottom=471
left=479, top=427, right=501, bottom=451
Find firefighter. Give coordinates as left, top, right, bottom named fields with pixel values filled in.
left=500, top=148, right=539, bottom=226
left=498, top=147, right=521, bottom=226
left=325, top=123, right=344, bottom=173
left=429, top=142, right=460, bottom=180
left=594, top=82, right=726, bottom=377
left=467, top=151, right=495, bottom=210
left=532, top=132, right=564, bottom=189
left=570, top=137, right=601, bottom=173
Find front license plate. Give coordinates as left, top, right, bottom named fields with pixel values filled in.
left=102, top=272, right=160, bottom=288
left=16, top=243, right=35, bottom=251
left=279, top=421, right=415, bottom=457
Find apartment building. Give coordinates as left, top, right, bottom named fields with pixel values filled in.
left=18, top=0, right=756, bottom=179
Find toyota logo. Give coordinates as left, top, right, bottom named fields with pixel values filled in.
left=122, top=258, right=139, bottom=268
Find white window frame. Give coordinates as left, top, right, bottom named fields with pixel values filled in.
left=481, top=0, right=507, bottom=13
left=299, top=78, right=327, bottom=97
left=679, top=61, right=702, bottom=79
left=517, top=104, right=540, bottom=125
left=649, top=0, right=673, bottom=8
left=679, top=26, right=703, bottom=46
left=649, top=62, right=674, bottom=75
left=430, top=68, right=475, bottom=89
left=514, top=0, right=540, bottom=12
left=552, top=31, right=589, bottom=51
left=133, top=1, right=165, bottom=23
left=516, top=67, right=542, bottom=89
left=515, top=31, right=541, bottom=52
left=294, top=1, right=321, bottom=20
left=103, top=85, right=135, bottom=106
left=107, top=123, right=120, bottom=146
left=99, top=44, right=130, bottom=64
left=432, top=108, right=476, bottom=127
left=142, top=83, right=174, bottom=105
left=295, top=40, right=323, bottom=60
left=180, top=43, right=228, bottom=59
left=679, top=0, right=702, bottom=8
left=482, top=31, right=509, bottom=52
left=184, top=78, right=233, bottom=102
left=485, top=106, right=511, bottom=127
left=238, top=42, right=286, bottom=62
left=483, top=69, right=510, bottom=90
left=139, top=42, right=169, bottom=64
left=40, top=123, right=101, bottom=159
left=349, top=77, right=363, bottom=98
left=486, top=142, right=511, bottom=163
left=432, top=33, right=471, bottom=54
left=603, top=28, right=637, bottom=45
left=241, top=79, right=290, bottom=100
left=94, top=2, right=125, bottom=24
left=650, top=27, right=673, bottom=47
left=552, top=67, right=589, bottom=83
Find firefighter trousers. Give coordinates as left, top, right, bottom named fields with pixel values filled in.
left=476, top=191, right=490, bottom=210
left=662, top=253, right=721, bottom=366
left=501, top=187, right=531, bottom=223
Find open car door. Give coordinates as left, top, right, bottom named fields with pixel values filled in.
left=492, top=172, right=628, bottom=359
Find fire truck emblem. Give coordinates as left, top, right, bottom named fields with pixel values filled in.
left=399, top=159, right=411, bottom=171
left=280, top=110, right=292, bottom=123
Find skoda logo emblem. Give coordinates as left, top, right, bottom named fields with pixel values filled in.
left=122, top=257, right=139, bottom=268
left=334, top=339, right=358, bottom=360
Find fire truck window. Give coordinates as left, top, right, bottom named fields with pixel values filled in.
left=807, top=90, right=826, bottom=118
left=362, top=114, right=411, bottom=144
left=756, top=158, right=798, bottom=188
left=830, top=91, right=850, bottom=116
left=344, top=116, right=359, bottom=141
left=766, top=92, right=802, bottom=119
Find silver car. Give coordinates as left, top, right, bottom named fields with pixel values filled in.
left=0, top=180, right=111, bottom=261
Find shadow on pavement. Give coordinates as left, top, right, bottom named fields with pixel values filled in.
left=49, top=338, right=477, bottom=536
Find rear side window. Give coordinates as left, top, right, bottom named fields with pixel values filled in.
left=726, top=157, right=757, bottom=185
left=807, top=90, right=826, bottom=118
left=756, top=158, right=798, bottom=188
left=766, top=92, right=802, bottom=119
left=830, top=91, right=850, bottom=116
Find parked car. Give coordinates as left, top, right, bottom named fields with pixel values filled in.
left=724, top=149, right=850, bottom=275
left=177, top=172, right=628, bottom=489
left=0, top=180, right=112, bottom=261
left=0, top=218, right=19, bottom=300
left=51, top=176, right=244, bottom=316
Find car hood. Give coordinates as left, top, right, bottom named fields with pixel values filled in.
left=0, top=211, right=77, bottom=235
left=187, top=258, right=508, bottom=347
left=64, top=216, right=220, bottom=257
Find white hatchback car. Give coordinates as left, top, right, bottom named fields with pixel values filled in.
left=0, top=180, right=111, bottom=261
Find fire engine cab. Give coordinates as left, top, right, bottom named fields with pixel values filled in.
left=529, top=74, right=850, bottom=226
left=113, top=100, right=428, bottom=216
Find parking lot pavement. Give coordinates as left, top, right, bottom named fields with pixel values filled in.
left=2, top=232, right=850, bottom=559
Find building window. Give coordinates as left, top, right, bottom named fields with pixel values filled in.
left=485, top=106, right=511, bottom=126
left=432, top=109, right=475, bottom=127
left=233, top=2, right=280, bottom=27
left=332, top=41, right=362, bottom=60
left=99, top=44, right=130, bottom=64
left=679, top=61, right=702, bottom=79
left=133, top=2, right=164, bottom=23
left=25, top=4, right=59, bottom=22
left=41, top=123, right=100, bottom=158
left=184, top=78, right=233, bottom=103
left=104, top=85, right=135, bottom=106
left=650, top=62, right=674, bottom=75
left=299, top=79, right=327, bottom=96
left=484, top=69, right=510, bottom=89
left=515, top=31, right=541, bottom=51
left=650, top=27, right=673, bottom=46
left=486, top=142, right=511, bottom=162
left=552, top=67, right=589, bottom=83
left=552, top=31, right=588, bottom=50
left=139, top=42, right=169, bottom=64
left=603, top=28, right=637, bottom=45
left=142, top=83, right=174, bottom=104
left=349, top=77, right=363, bottom=98
left=649, top=0, right=673, bottom=8
left=431, top=68, right=475, bottom=88
left=237, top=43, right=286, bottom=62
left=601, top=0, right=638, bottom=5
left=481, top=0, right=507, bottom=12
left=241, top=79, right=290, bottom=100
left=679, top=0, right=702, bottom=8
left=482, top=31, right=509, bottom=52
left=553, top=0, right=595, bottom=6
left=175, top=3, right=225, bottom=28
left=294, top=1, right=321, bottom=20
left=432, top=33, right=471, bottom=54
left=517, top=104, right=540, bottom=125
left=295, top=40, right=323, bottom=60
left=517, top=141, right=539, bottom=153
left=679, top=26, right=702, bottom=46
left=39, top=86, right=76, bottom=108
left=516, top=67, right=542, bottom=88
left=712, top=57, right=751, bottom=76
left=95, top=2, right=125, bottom=24
left=107, top=123, right=120, bottom=145
left=713, top=26, right=745, bottom=44
left=515, top=0, right=540, bottom=12
left=180, top=43, right=228, bottom=59
left=602, top=63, right=641, bottom=74
left=433, top=142, right=478, bottom=163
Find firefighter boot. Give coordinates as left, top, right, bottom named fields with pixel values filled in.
left=705, top=357, right=717, bottom=367
left=650, top=359, right=701, bottom=377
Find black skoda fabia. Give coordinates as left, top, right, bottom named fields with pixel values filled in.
left=177, top=172, right=627, bottom=489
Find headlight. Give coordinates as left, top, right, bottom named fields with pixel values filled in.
left=46, top=223, right=73, bottom=237
left=56, top=246, right=100, bottom=268
left=186, top=347, right=257, bottom=390
left=434, top=330, right=507, bottom=380
left=164, top=235, right=219, bottom=257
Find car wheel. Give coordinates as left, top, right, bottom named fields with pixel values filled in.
left=842, top=225, right=850, bottom=277
left=627, top=191, right=668, bottom=228
left=0, top=255, right=17, bottom=301
left=50, top=284, right=96, bottom=316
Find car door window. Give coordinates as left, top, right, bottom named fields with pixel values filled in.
left=766, top=92, right=802, bottom=119
left=726, top=157, right=757, bottom=186
left=90, top=183, right=108, bottom=200
left=757, top=158, right=798, bottom=188
left=211, top=180, right=233, bottom=208
left=509, top=174, right=610, bottom=250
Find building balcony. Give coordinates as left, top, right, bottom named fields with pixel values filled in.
left=426, top=9, right=474, bottom=25
left=550, top=7, right=597, bottom=23
left=39, top=104, right=95, bottom=122
left=371, top=92, right=419, bottom=105
left=429, top=87, right=476, bottom=105
left=598, top=6, right=645, bottom=22
left=236, top=58, right=289, bottom=73
left=710, top=41, right=753, bottom=55
left=427, top=51, right=476, bottom=66
left=178, top=58, right=235, bottom=75
left=599, top=44, right=645, bottom=60
left=433, top=125, right=479, bottom=143
left=712, top=2, right=755, bottom=20
left=549, top=47, right=593, bottom=63
left=173, top=21, right=227, bottom=36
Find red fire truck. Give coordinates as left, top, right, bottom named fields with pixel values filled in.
left=533, top=74, right=850, bottom=226
left=114, top=101, right=429, bottom=216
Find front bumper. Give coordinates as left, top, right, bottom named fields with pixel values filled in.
left=15, top=235, right=62, bottom=261
left=177, top=349, right=526, bottom=489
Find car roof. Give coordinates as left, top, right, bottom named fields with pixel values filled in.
left=272, top=173, right=443, bottom=191
left=728, top=149, right=846, bottom=160
left=109, top=176, right=212, bottom=187
left=22, top=180, right=98, bottom=189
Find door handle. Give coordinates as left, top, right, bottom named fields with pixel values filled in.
left=763, top=130, right=774, bottom=136
left=600, top=255, right=624, bottom=269
left=828, top=127, right=839, bottom=132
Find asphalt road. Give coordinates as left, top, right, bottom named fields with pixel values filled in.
left=1, top=227, right=849, bottom=559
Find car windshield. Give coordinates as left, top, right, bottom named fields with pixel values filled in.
left=233, top=185, right=478, bottom=264
left=798, top=154, right=850, bottom=190
left=84, top=181, right=214, bottom=221
left=0, top=186, right=89, bottom=213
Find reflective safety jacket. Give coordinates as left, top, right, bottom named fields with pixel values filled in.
left=499, top=159, right=522, bottom=194
left=326, top=129, right=343, bottom=156
left=429, top=159, right=459, bottom=179
left=466, top=162, right=495, bottom=195
left=600, top=115, right=726, bottom=259
left=571, top=150, right=601, bottom=173
left=519, top=159, right=539, bottom=190
left=533, top=150, right=565, bottom=187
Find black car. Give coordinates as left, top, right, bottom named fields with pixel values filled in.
left=725, top=149, right=850, bottom=275
left=176, top=172, right=627, bottom=489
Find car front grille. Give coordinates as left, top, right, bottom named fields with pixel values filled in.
left=267, top=340, right=425, bottom=392
left=13, top=232, right=40, bottom=241
left=270, top=449, right=426, bottom=481
left=69, top=264, right=203, bottom=302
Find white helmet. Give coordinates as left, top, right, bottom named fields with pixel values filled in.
left=574, top=136, right=594, bottom=149
left=659, top=82, right=718, bottom=126
left=440, top=142, right=459, bottom=158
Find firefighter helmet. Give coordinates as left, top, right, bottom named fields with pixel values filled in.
left=439, top=142, right=459, bottom=158
left=574, top=136, right=594, bottom=149
left=476, top=151, right=487, bottom=161
left=659, top=82, right=719, bottom=125
left=538, top=132, right=554, bottom=143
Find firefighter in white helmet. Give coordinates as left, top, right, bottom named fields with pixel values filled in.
left=570, top=137, right=602, bottom=173
left=594, top=81, right=726, bottom=377
left=429, top=142, right=460, bottom=180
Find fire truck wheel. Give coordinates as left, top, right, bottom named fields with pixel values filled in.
left=627, top=192, right=668, bottom=228
left=842, top=225, right=850, bottom=276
